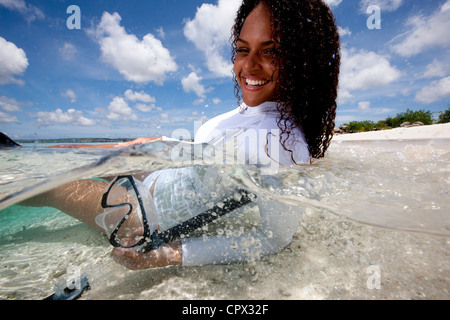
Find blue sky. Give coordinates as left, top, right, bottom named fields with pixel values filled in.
left=1, top=0, right=449, bottom=140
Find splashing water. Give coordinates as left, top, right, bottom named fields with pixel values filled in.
left=0, top=138, right=448, bottom=299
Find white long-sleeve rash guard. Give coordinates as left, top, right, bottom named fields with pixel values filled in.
left=143, top=102, right=310, bottom=266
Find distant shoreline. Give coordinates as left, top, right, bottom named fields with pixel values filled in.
left=14, top=122, right=450, bottom=144
left=16, top=137, right=134, bottom=144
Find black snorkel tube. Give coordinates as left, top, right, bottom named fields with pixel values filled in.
left=144, top=189, right=255, bottom=252
left=101, top=175, right=256, bottom=253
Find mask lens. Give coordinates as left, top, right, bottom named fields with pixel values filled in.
left=98, top=176, right=146, bottom=248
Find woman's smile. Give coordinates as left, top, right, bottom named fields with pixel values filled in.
left=244, top=77, right=270, bottom=87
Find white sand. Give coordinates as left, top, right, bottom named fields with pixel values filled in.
left=82, top=210, right=449, bottom=300
left=2, top=207, right=447, bottom=300
left=333, top=123, right=450, bottom=141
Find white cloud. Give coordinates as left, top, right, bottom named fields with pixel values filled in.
left=359, top=0, right=403, bottom=12
left=0, top=36, right=28, bottom=85
left=423, top=59, right=448, bottom=79
left=391, top=0, right=450, bottom=57
left=339, top=48, right=401, bottom=102
left=123, top=90, right=157, bottom=113
left=192, top=99, right=204, bottom=105
left=0, top=0, right=44, bottom=23
left=155, top=26, right=165, bottom=39
left=36, top=108, right=96, bottom=126
left=0, top=96, right=23, bottom=112
left=324, top=0, right=343, bottom=7
left=0, top=96, right=30, bottom=124
left=0, top=111, right=19, bottom=123
left=375, top=108, right=395, bottom=115
left=335, top=114, right=360, bottom=123
left=338, top=26, right=352, bottom=37
left=181, top=72, right=207, bottom=100
left=340, top=101, right=394, bottom=116
left=59, top=43, right=77, bottom=61
left=184, top=0, right=241, bottom=78
left=124, top=89, right=155, bottom=103
left=415, top=76, right=450, bottom=104
left=358, top=101, right=371, bottom=112
left=106, top=96, right=138, bottom=121
left=91, top=12, right=177, bottom=85
left=135, top=103, right=156, bottom=113
left=61, top=89, right=77, bottom=103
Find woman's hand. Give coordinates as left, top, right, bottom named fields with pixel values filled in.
left=111, top=241, right=182, bottom=270
left=116, top=137, right=162, bottom=148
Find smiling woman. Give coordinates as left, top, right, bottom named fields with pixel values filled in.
left=231, top=0, right=340, bottom=160
left=1, top=0, right=449, bottom=140
left=233, top=4, right=279, bottom=107
left=15, top=0, right=341, bottom=271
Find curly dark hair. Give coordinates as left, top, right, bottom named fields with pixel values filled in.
left=231, top=0, right=340, bottom=160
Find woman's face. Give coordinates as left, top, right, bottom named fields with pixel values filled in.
left=234, top=3, right=278, bottom=107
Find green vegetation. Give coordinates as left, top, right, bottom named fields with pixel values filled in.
left=385, top=109, right=433, bottom=127
left=344, top=120, right=377, bottom=133
left=437, top=107, right=450, bottom=124
left=340, top=108, right=449, bottom=133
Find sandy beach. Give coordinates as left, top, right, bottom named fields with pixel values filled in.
left=333, top=122, right=450, bottom=141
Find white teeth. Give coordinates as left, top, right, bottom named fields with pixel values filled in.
left=246, top=79, right=268, bottom=86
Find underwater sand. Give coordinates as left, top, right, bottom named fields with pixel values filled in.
left=0, top=206, right=447, bottom=300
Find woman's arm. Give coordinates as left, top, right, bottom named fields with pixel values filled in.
left=181, top=198, right=303, bottom=266
left=109, top=197, right=303, bottom=269
left=115, top=137, right=162, bottom=148
left=46, top=137, right=162, bottom=149
left=18, top=179, right=110, bottom=233
left=19, top=178, right=182, bottom=269
left=111, top=241, right=182, bottom=270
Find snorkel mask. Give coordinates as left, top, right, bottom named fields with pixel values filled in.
left=96, top=175, right=256, bottom=253
left=95, top=175, right=159, bottom=252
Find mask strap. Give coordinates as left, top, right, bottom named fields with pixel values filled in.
left=141, top=189, right=256, bottom=252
